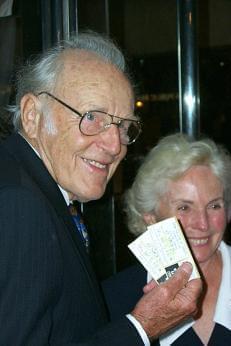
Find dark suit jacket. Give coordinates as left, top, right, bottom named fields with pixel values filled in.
left=0, top=133, right=143, bottom=346
left=102, top=263, right=146, bottom=320
left=102, top=264, right=160, bottom=346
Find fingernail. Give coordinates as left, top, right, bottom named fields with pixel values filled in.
left=181, top=262, right=193, bottom=274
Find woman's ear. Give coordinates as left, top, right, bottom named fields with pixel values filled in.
left=142, top=212, right=156, bottom=226
left=20, top=93, right=41, bottom=138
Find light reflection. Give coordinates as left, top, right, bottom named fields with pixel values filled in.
left=184, top=93, right=195, bottom=113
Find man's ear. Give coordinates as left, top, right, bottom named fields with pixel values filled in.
left=142, top=212, right=156, bottom=226
left=20, top=93, right=41, bottom=138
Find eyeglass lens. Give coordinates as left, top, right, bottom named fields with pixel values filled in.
left=80, top=111, right=140, bottom=145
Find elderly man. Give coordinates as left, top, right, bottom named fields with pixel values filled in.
left=0, top=32, right=202, bottom=345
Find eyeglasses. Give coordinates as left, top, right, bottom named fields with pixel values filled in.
left=37, top=91, right=142, bottom=145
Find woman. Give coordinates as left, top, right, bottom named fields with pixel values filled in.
left=124, top=133, right=231, bottom=345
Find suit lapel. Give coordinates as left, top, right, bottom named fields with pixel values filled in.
left=3, top=134, right=100, bottom=286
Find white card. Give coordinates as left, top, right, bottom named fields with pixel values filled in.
left=128, top=217, right=200, bottom=284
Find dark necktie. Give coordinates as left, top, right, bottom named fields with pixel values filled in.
left=69, top=203, right=89, bottom=251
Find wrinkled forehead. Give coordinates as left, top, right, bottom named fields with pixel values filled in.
left=55, top=50, right=135, bottom=114
left=58, top=50, right=132, bottom=92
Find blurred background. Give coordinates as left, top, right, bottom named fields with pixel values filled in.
left=1, top=0, right=231, bottom=279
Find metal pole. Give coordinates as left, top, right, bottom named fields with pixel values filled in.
left=51, top=0, right=63, bottom=44
left=177, top=0, right=200, bottom=138
left=41, top=0, right=52, bottom=50
left=68, top=0, right=78, bottom=35
left=62, top=0, right=70, bottom=40
left=41, top=0, right=78, bottom=49
left=104, top=0, right=110, bottom=35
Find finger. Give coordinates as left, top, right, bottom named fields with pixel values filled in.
left=182, top=277, right=203, bottom=297
left=143, top=279, right=157, bottom=293
left=162, top=262, right=193, bottom=293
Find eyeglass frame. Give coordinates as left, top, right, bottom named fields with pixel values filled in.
left=37, top=91, right=142, bottom=145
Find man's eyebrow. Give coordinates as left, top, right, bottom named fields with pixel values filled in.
left=86, top=107, right=139, bottom=121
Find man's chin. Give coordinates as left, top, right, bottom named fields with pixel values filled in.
left=76, top=188, right=106, bottom=203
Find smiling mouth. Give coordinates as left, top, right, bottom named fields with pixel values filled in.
left=83, top=158, right=107, bottom=169
left=189, top=238, right=209, bottom=246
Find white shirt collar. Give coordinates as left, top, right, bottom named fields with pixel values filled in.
left=58, top=185, right=70, bottom=206
left=214, top=241, right=231, bottom=329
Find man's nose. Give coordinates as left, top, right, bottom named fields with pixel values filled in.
left=99, top=124, right=122, bottom=155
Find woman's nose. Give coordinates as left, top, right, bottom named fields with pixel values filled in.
left=193, top=210, right=209, bottom=231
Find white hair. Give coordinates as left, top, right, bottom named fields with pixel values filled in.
left=9, top=31, right=131, bottom=131
left=124, top=133, right=231, bottom=236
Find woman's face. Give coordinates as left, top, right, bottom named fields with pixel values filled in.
left=151, top=166, right=227, bottom=267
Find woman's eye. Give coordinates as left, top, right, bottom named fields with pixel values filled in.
left=210, top=203, right=221, bottom=209
left=208, top=200, right=225, bottom=210
left=177, top=205, right=189, bottom=211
